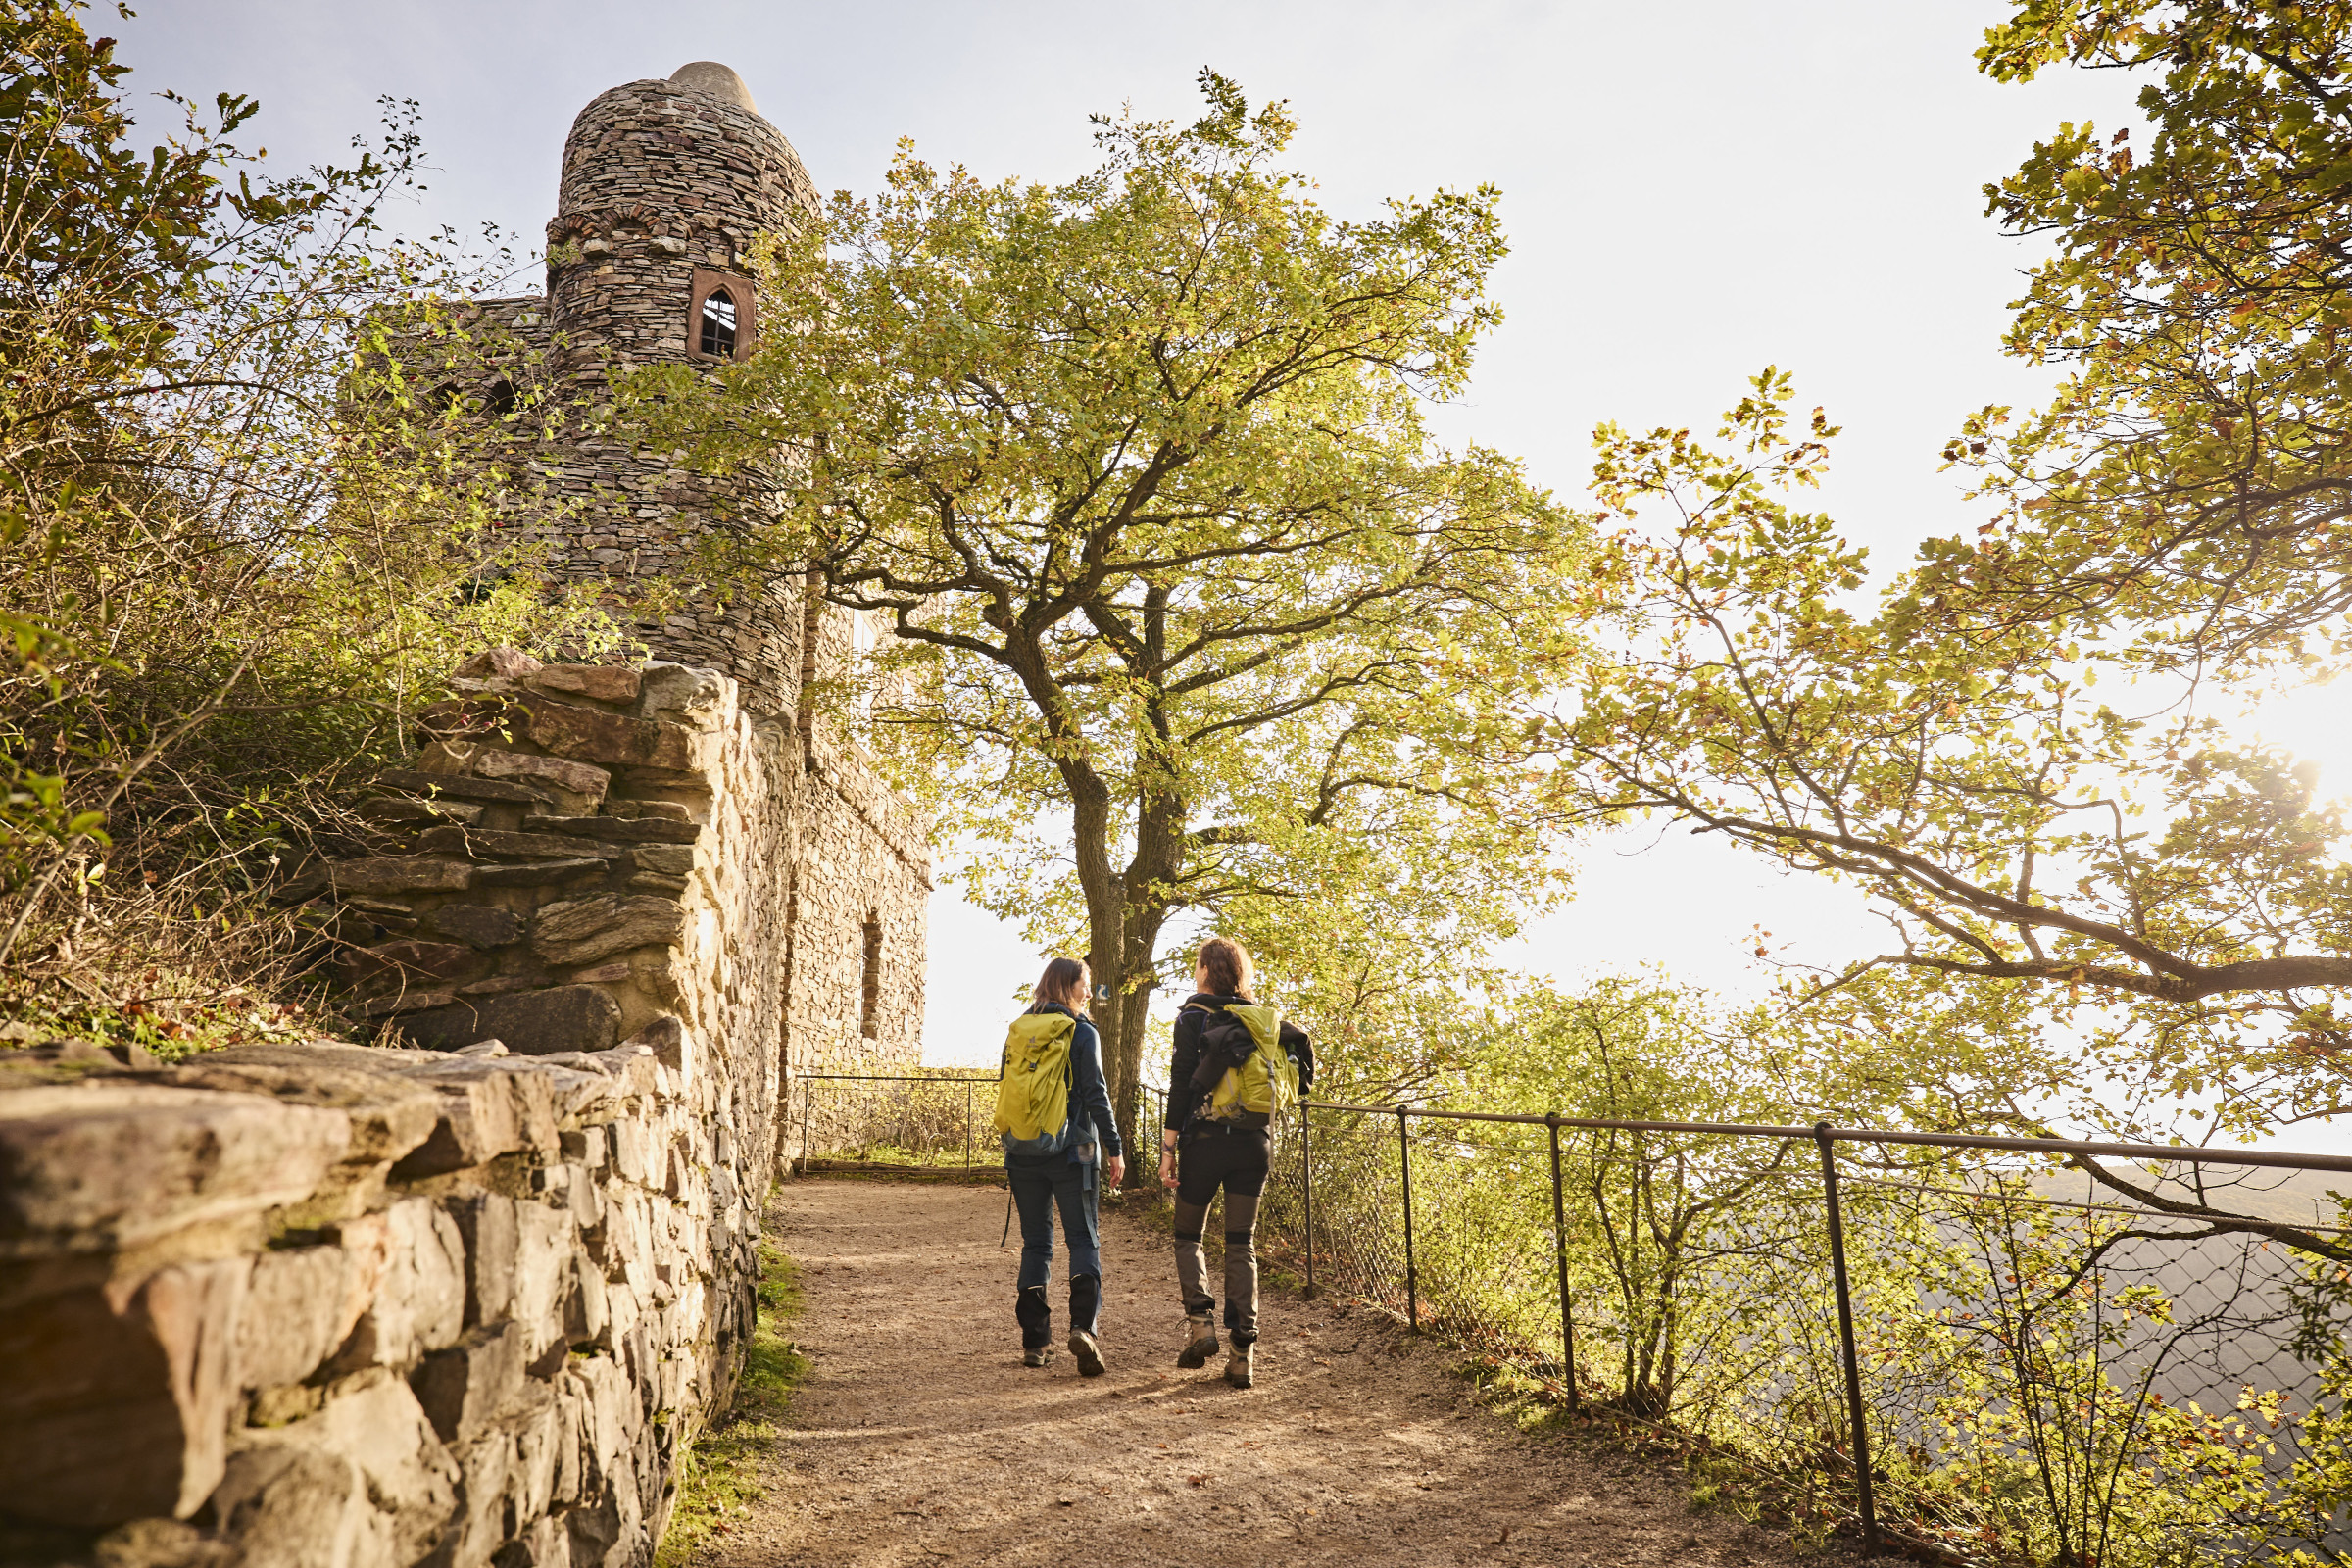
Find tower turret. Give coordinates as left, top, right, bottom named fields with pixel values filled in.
left=535, top=64, right=821, bottom=711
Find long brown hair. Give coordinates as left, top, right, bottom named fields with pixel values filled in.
left=1196, top=936, right=1254, bottom=1000
left=1031, top=956, right=1091, bottom=1014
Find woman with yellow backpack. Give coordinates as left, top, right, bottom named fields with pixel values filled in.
left=994, top=956, right=1125, bottom=1373
left=1156, top=937, right=1312, bottom=1389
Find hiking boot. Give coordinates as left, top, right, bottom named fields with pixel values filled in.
left=1022, top=1345, right=1054, bottom=1367
left=1068, top=1329, right=1106, bottom=1378
left=1176, top=1313, right=1218, bottom=1369
left=1224, top=1341, right=1254, bottom=1390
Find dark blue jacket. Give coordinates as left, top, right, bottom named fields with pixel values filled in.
left=1017, top=1003, right=1122, bottom=1159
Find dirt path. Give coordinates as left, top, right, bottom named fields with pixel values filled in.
left=696, top=1177, right=1815, bottom=1568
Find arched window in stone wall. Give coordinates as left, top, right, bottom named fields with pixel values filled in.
left=859, top=912, right=884, bottom=1040
left=700, top=287, right=737, bottom=358
left=689, top=268, right=756, bottom=362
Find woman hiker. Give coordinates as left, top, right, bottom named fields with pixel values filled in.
left=996, top=956, right=1125, bottom=1373
left=1158, top=936, right=1311, bottom=1390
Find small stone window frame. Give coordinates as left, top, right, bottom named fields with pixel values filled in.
left=688, top=268, right=756, bottom=363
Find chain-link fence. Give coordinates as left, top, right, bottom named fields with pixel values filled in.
left=1261, top=1101, right=2352, bottom=1564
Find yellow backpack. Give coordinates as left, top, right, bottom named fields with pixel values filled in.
left=1190, top=1002, right=1301, bottom=1125
left=994, top=1010, right=1079, bottom=1153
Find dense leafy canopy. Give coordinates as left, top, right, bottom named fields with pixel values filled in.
left=0, top=0, right=611, bottom=1032
left=629, top=73, right=1599, bottom=1156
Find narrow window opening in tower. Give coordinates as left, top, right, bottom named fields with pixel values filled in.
left=700, top=287, right=737, bottom=358
left=858, top=914, right=884, bottom=1040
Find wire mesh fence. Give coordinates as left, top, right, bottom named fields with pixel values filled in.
left=1263, top=1102, right=2352, bottom=1564
left=789, top=1070, right=1002, bottom=1173
left=779, top=1066, right=2352, bottom=1558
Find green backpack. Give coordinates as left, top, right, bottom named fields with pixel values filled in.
left=1188, top=1002, right=1301, bottom=1127
left=994, top=1010, right=1079, bottom=1155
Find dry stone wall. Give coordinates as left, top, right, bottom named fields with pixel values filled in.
left=0, top=651, right=919, bottom=1567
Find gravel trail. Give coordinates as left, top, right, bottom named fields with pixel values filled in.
left=692, top=1176, right=1814, bottom=1568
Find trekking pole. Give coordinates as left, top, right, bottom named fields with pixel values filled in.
left=1814, top=1121, right=1880, bottom=1554
left=1300, top=1102, right=1318, bottom=1298
left=1002, top=1186, right=1014, bottom=1248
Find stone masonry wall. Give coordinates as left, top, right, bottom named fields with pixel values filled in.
left=0, top=655, right=811, bottom=1568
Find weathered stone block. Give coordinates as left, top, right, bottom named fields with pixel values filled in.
left=470, top=748, right=612, bottom=803
left=519, top=696, right=694, bottom=773
left=417, top=826, right=625, bottom=862
left=330, top=858, right=477, bottom=895
left=375, top=768, right=551, bottom=807
left=207, top=1438, right=370, bottom=1568
left=396, top=987, right=623, bottom=1061
left=518, top=816, right=701, bottom=845
left=333, top=1199, right=464, bottom=1370
left=513, top=1201, right=580, bottom=1360
left=452, top=1193, right=517, bottom=1327
left=161, top=1048, right=441, bottom=1171
left=0, top=1085, right=350, bottom=1251
left=358, top=794, right=483, bottom=825
left=412, top=1320, right=527, bottom=1445
left=239, top=1244, right=352, bottom=1391
left=529, top=664, right=643, bottom=705
left=390, top=1059, right=564, bottom=1177
left=637, top=662, right=723, bottom=719
left=474, top=858, right=610, bottom=889
left=564, top=1255, right=609, bottom=1347
left=214, top=1378, right=460, bottom=1568
left=457, top=647, right=544, bottom=682
left=0, top=1256, right=249, bottom=1527
left=530, top=898, right=684, bottom=968
left=430, top=905, right=528, bottom=950
left=628, top=844, right=694, bottom=876
left=330, top=940, right=489, bottom=994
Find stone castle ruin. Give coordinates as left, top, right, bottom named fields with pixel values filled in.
left=0, top=65, right=926, bottom=1568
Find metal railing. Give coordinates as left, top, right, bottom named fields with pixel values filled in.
left=1272, top=1100, right=2352, bottom=1562
left=785, top=1067, right=2352, bottom=1558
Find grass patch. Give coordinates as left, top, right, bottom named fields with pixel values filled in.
left=655, top=1240, right=810, bottom=1567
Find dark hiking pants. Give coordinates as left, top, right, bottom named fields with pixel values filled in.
left=1172, top=1124, right=1270, bottom=1345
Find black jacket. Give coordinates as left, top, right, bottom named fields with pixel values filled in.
left=1162, top=992, right=1314, bottom=1131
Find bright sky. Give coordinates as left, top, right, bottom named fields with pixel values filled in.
left=121, top=2, right=2351, bottom=1076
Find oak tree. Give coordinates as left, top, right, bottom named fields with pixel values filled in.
left=629, top=74, right=1596, bottom=1158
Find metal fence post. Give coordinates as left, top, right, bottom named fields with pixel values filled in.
left=1547, top=1112, right=1579, bottom=1412
left=1300, top=1103, right=1318, bottom=1298
left=964, top=1081, right=974, bottom=1171
left=1397, top=1105, right=1418, bottom=1332
left=800, top=1076, right=813, bottom=1173
left=1813, top=1121, right=1880, bottom=1554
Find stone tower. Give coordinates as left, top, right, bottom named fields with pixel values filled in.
left=463, top=64, right=930, bottom=1073
left=530, top=61, right=820, bottom=712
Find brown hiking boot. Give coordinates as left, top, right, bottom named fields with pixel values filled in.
left=1176, top=1313, right=1218, bottom=1369
left=1068, top=1329, right=1106, bottom=1377
left=1224, top=1341, right=1254, bottom=1389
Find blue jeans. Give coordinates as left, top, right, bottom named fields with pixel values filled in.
left=1008, top=1154, right=1101, bottom=1294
